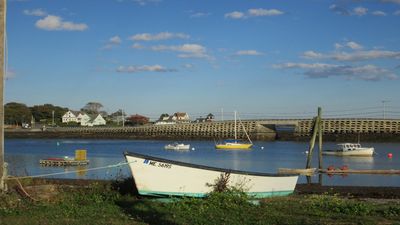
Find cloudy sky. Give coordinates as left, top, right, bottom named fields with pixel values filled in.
left=5, top=0, right=400, bottom=120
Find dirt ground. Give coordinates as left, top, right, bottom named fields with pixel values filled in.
left=295, top=183, right=400, bottom=199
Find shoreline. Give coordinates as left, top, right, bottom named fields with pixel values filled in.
left=5, top=129, right=400, bottom=142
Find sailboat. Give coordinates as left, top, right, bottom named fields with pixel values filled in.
left=215, top=111, right=253, bottom=149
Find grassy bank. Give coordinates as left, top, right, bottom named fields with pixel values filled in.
left=1, top=179, right=400, bottom=225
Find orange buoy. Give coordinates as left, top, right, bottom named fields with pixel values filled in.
left=340, top=165, right=349, bottom=171
left=388, top=153, right=393, bottom=158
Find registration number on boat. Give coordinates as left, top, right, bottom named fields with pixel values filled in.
left=143, top=159, right=172, bottom=169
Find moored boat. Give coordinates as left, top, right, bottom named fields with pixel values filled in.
left=215, top=111, right=253, bottom=150
left=215, top=139, right=253, bottom=150
left=124, top=151, right=298, bottom=198
left=322, top=143, right=374, bottom=156
left=164, top=143, right=190, bottom=150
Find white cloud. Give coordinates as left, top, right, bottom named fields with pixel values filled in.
left=248, top=8, right=284, bottom=16
left=109, top=36, right=122, bottom=44
left=353, top=6, right=368, bottom=16
left=183, top=63, right=194, bottom=69
left=133, top=0, right=162, bottom=6
left=329, top=4, right=350, bottom=15
left=394, top=10, right=400, bottom=15
left=372, top=10, right=387, bottom=16
left=129, top=32, right=190, bottom=41
left=23, top=8, right=47, bottom=16
left=151, top=44, right=210, bottom=59
left=302, top=49, right=400, bottom=61
left=101, top=36, right=122, bottom=50
left=224, top=11, right=245, bottom=19
left=302, top=51, right=323, bottom=59
left=234, top=50, right=264, bottom=56
left=35, top=15, right=88, bottom=31
left=346, top=41, right=363, bottom=50
left=274, top=63, right=397, bottom=81
left=116, top=64, right=176, bottom=73
left=225, top=8, right=284, bottom=19
left=332, top=50, right=400, bottom=61
left=131, top=43, right=145, bottom=49
left=334, top=43, right=343, bottom=49
left=190, top=12, right=210, bottom=18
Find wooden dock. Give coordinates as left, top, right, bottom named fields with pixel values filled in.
left=39, top=158, right=89, bottom=166
left=320, top=169, right=400, bottom=175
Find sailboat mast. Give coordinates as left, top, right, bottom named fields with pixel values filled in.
left=234, top=110, right=237, bottom=140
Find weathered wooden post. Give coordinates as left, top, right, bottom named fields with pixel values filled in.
left=0, top=0, right=6, bottom=192
left=318, top=107, right=323, bottom=170
left=306, top=107, right=321, bottom=169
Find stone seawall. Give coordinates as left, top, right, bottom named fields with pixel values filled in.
left=5, top=121, right=277, bottom=140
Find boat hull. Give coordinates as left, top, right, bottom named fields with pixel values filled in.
left=164, top=144, right=190, bottom=150
left=215, top=143, right=253, bottom=150
left=124, top=151, right=298, bottom=198
left=322, top=148, right=374, bottom=156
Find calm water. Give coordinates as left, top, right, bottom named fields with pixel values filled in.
left=4, top=139, right=400, bottom=187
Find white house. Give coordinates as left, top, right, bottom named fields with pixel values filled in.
left=155, top=112, right=190, bottom=125
left=62, top=110, right=78, bottom=123
left=62, top=111, right=106, bottom=126
left=81, top=114, right=106, bottom=127
left=173, top=112, right=190, bottom=123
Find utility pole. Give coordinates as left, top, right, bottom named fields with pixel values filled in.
left=52, top=110, right=55, bottom=126
left=221, top=108, right=223, bottom=121
left=0, top=0, right=7, bottom=191
left=382, top=100, right=389, bottom=119
left=122, top=109, right=125, bottom=127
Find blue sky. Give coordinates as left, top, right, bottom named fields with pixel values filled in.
left=4, top=0, right=400, bottom=120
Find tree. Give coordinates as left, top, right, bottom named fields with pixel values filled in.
left=126, top=114, right=149, bottom=126
left=30, top=104, right=68, bottom=125
left=81, top=102, right=103, bottom=114
left=159, top=113, right=169, bottom=120
left=4, top=102, right=32, bottom=125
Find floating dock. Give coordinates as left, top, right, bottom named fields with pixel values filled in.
left=39, top=149, right=89, bottom=166
left=39, top=158, right=89, bottom=166
left=320, top=169, right=400, bottom=175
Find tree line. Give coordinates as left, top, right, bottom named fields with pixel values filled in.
left=4, top=102, right=150, bottom=127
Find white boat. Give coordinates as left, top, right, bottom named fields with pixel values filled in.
left=322, top=143, right=375, bottom=156
left=164, top=143, right=190, bottom=150
left=124, top=151, right=298, bottom=198
left=215, top=111, right=253, bottom=150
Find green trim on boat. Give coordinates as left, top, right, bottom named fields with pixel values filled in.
left=138, top=190, right=294, bottom=198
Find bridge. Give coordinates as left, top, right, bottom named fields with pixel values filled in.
left=25, top=118, right=400, bottom=140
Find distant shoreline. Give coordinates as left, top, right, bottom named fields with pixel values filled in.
left=5, top=129, right=400, bottom=142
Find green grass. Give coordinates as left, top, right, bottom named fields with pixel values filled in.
left=1, top=179, right=400, bottom=225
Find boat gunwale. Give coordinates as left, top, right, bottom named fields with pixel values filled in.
left=124, top=151, right=296, bottom=177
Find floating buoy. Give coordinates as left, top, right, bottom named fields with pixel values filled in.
left=305, top=150, right=309, bottom=154
left=340, top=165, right=349, bottom=171
left=388, top=153, right=393, bottom=158
left=261, top=146, right=264, bottom=150
left=191, top=147, right=195, bottom=151
left=327, top=165, right=335, bottom=171
left=56, top=142, right=60, bottom=146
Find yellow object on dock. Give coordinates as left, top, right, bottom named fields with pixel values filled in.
left=39, top=149, right=89, bottom=166
left=75, top=149, right=87, bottom=161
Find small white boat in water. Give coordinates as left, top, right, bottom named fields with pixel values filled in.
left=124, top=151, right=298, bottom=198
left=164, top=143, right=190, bottom=150
left=322, top=143, right=375, bottom=156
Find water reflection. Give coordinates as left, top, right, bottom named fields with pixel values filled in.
left=4, top=139, right=400, bottom=187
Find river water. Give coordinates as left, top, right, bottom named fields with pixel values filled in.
left=4, top=139, right=400, bottom=187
